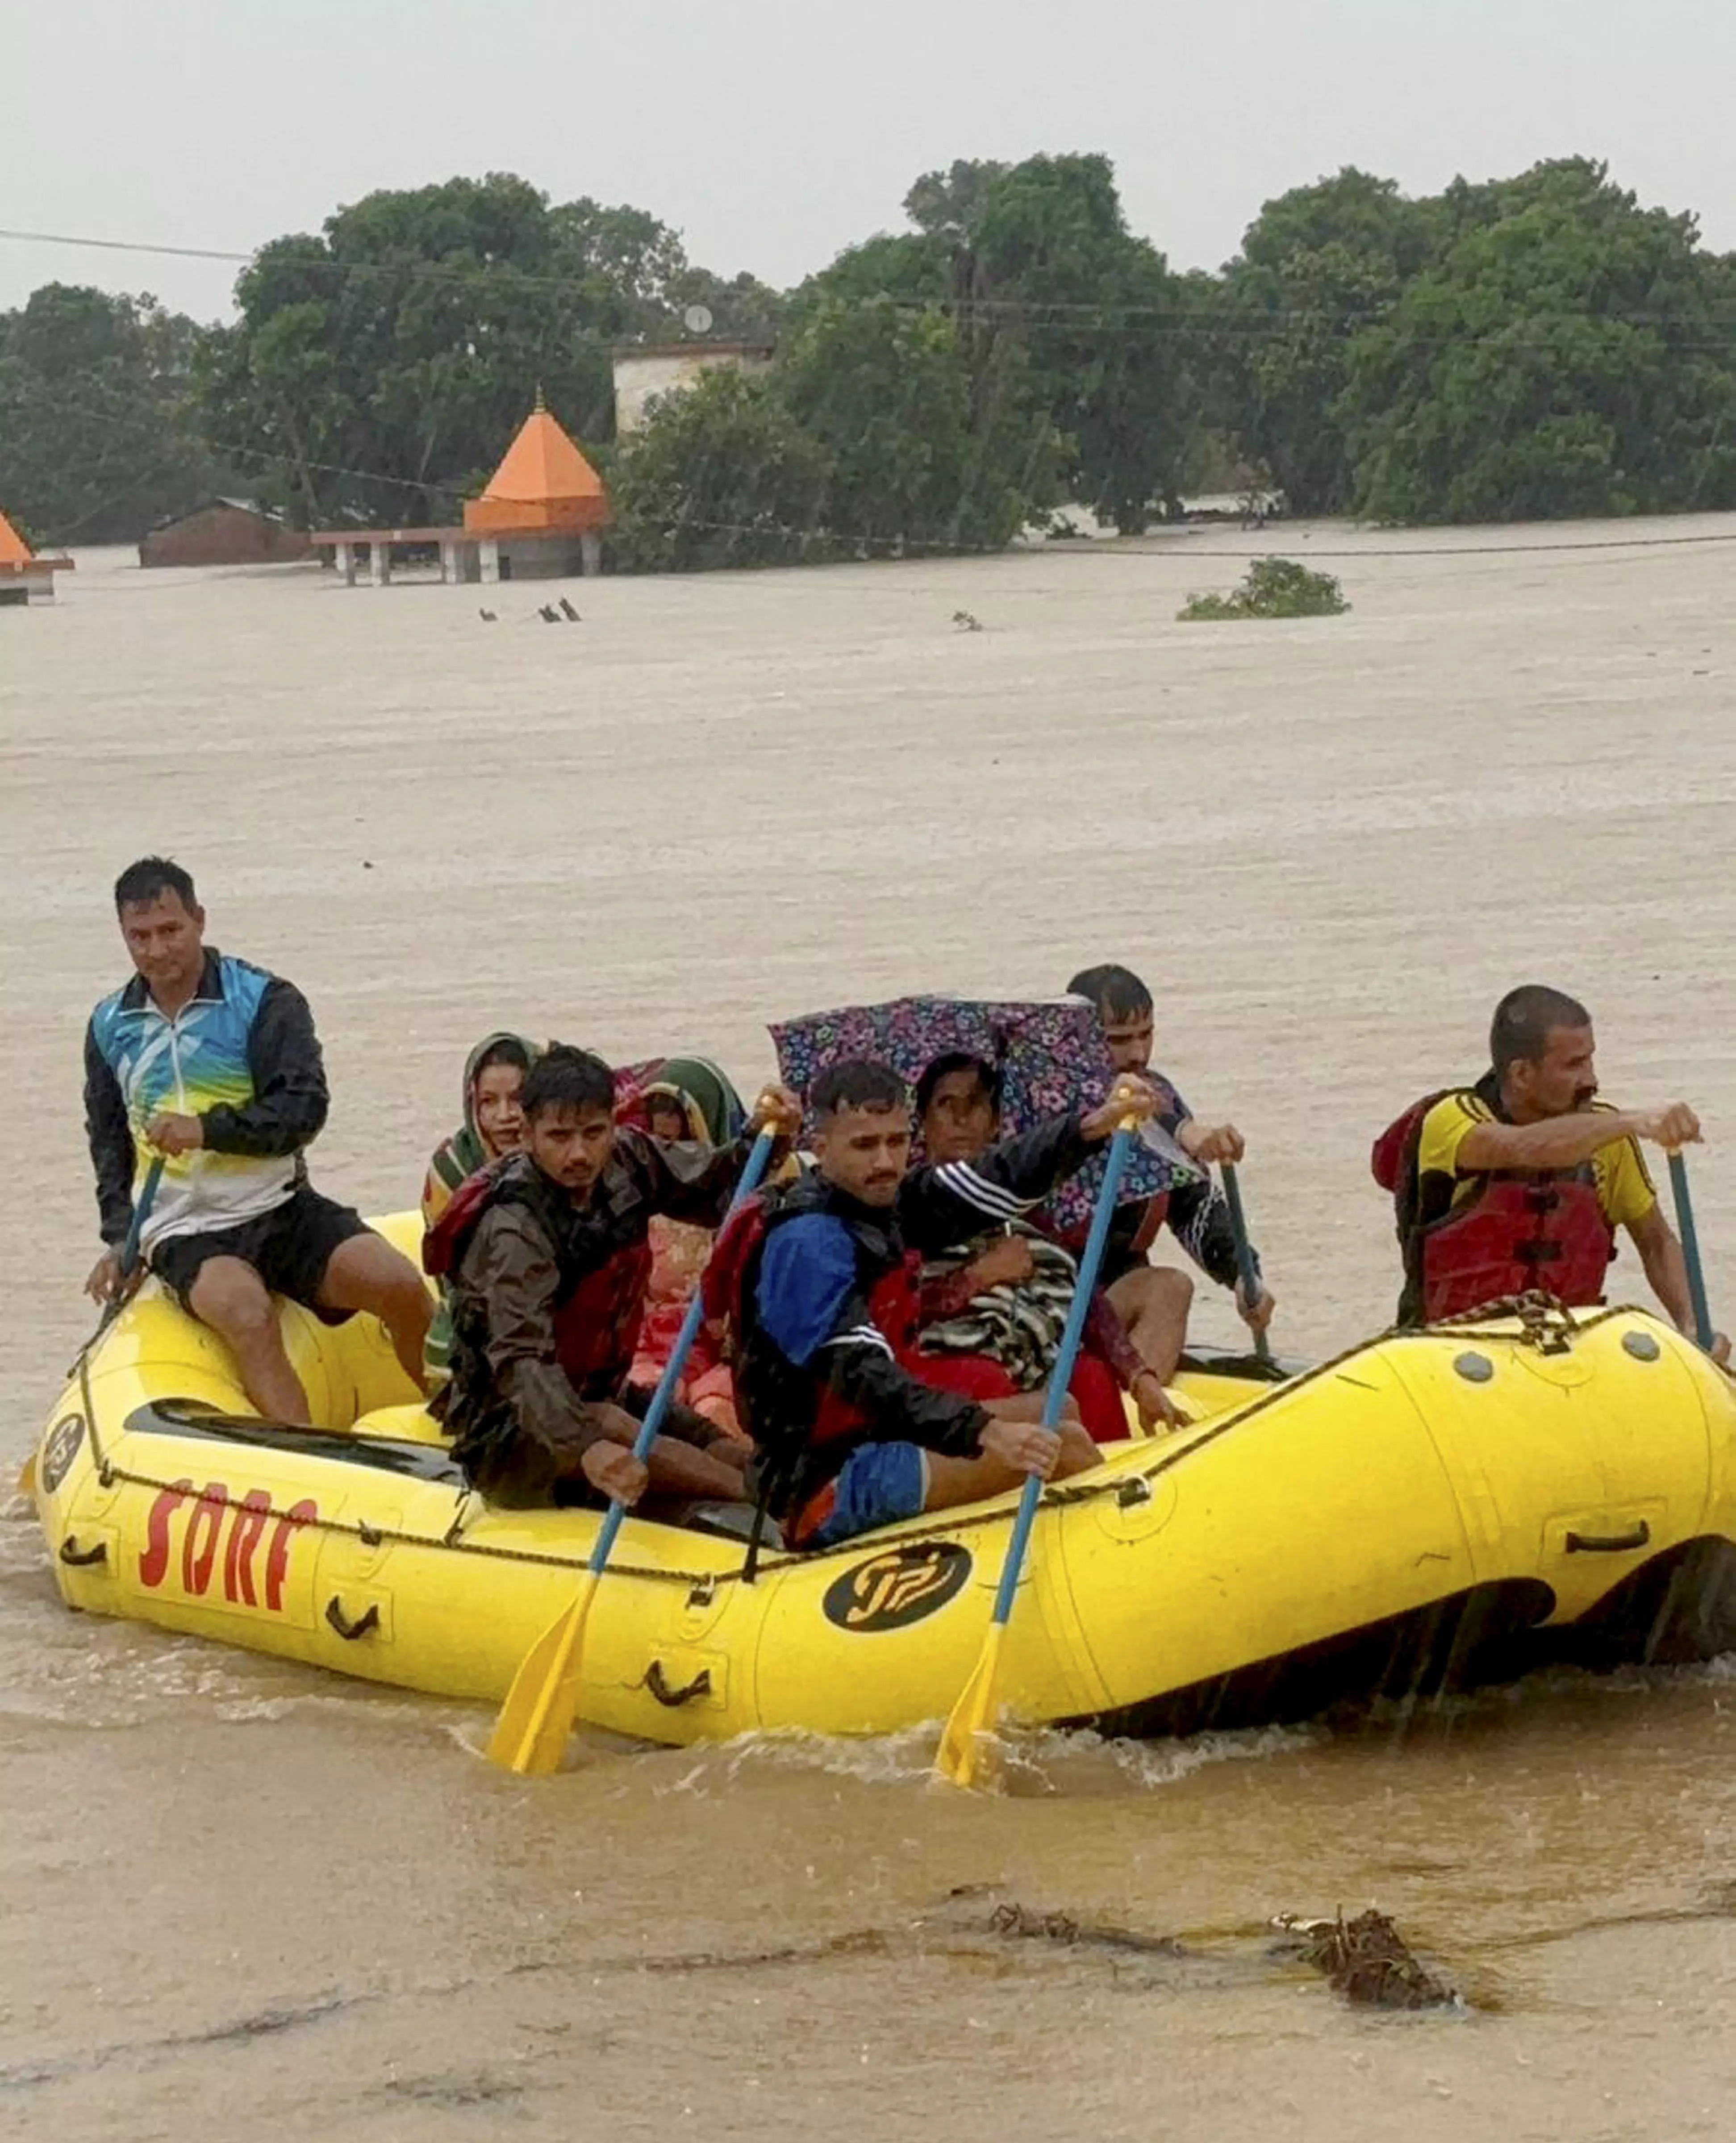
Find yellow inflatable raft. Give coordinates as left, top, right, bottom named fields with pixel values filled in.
left=30, top=1217, right=1736, bottom=1746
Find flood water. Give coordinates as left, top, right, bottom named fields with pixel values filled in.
left=2, top=523, right=1734, bottom=2139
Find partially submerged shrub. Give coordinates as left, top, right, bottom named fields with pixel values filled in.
left=1179, top=556, right=1349, bottom=621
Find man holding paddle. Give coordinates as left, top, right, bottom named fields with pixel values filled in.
left=426, top=1045, right=801, bottom=1510
left=714, top=1059, right=1159, bottom=1551
left=84, top=857, right=432, bottom=1420
left=1373, top=983, right=1728, bottom=1356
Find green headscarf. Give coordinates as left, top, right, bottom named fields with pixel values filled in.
left=422, top=1031, right=539, bottom=1392
left=641, top=1056, right=747, bottom=1146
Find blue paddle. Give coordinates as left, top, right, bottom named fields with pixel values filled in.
left=936, top=1115, right=1137, bottom=1787
left=1666, top=1151, right=1715, bottom=1352
left=1220, top=1163, right=1273, bottom=1367
left=36, top=1155, right=168, bottom=1495
left=69, top=1152, right=164, bottom=1372
left=119, top=1155, right=166, bottom=1278
left=488, top=1126, right=778, bottom=1774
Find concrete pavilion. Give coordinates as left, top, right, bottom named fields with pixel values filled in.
left=0, top=507, right=73, bottom=607
left=307, top=397, right=610, bottom=588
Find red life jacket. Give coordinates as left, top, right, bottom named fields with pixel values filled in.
left=1372, top=1090, right=1615, bottom=1323
left=703, top=1191, right=924, bottom=1456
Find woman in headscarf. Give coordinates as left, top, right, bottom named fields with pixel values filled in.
left=626, top=1057, right=753, bottom=1438
left=421, top=1032, right=540, bottom=1389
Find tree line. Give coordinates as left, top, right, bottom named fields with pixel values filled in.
left=4, top=154, right=1736, bottom=558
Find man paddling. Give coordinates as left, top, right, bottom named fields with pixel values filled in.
left=1373, top=983, right=1727, bottom=1355
left=426, top=1045, right=801, bottom=1510
left=715, top=1059, right=1155, bottom=1550
left=1066, top=961, right=1276, bottom=1363
left=84, top=857, right=432, bottom=1421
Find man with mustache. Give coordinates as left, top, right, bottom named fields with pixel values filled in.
left=84, top=855, right=433, bottom=1421
left=426, top=1044, right=800, bottom=1510
left=721, top=1058, right=1155, bottom=1551
left=1375, top=983, right=1724, bottom=1353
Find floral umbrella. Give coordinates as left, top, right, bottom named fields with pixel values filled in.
left=769, top=993, right=1199, bottom=1232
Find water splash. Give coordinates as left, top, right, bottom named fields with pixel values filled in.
left=655, top=1716, right=1319, bottom=1799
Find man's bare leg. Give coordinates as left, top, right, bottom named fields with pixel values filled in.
left=579, top=1409, right=751, bottom=1503
left=319, top=1232, right=434, bottom=1393
left=643, top=1434, right=751, bottom=1501
left=1107, top=1265, right=1193, bottom=1382
left=922, top=1418, right=1099, bottom=1510
left=187, top=1256, right=310, bottom=1423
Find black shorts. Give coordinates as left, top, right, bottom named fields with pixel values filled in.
left=150, top=1183, right=370, bottom=1321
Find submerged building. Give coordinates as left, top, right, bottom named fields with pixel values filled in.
left=139, top=499, right=313, bottom=570
left=308, top=397, right=610, bottom=587
left=0, top=508, right=71, bottom=606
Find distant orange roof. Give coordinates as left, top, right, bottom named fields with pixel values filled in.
left=0, top=509, right=34, bottom=568
left=463, top=399, right=610, bottom=534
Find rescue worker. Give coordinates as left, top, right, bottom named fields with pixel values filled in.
left=714, top=1058, right=1157, bottom=1551
left=1065, top=962, right=1276, bottom=1369
left=1373, top=983, right=1726, bottom=1355
left=425, top=1044, right=800, bottom=1510
left=84, top=856, right=432, bottom=1422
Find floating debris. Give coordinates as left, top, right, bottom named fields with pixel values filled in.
left=952, top=609, right=983, bottom=632
left=987, top=1901, right=1187, bottom=1959
left=1273, top=1910, right=1457, bottom=2010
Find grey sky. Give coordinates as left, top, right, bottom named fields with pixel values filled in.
left=4, top=0, right=1735, bottom=320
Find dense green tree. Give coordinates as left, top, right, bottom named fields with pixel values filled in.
left=199, top=172, right=779, bottom=525
left=0, top=284, right=230, bottom=542
left=904, top=159, right=1011, bottom=243
left=778, top=295, right=1056, bottom=551
left=199, top=175, right=613, bottom=524
left=1212, top=168, right=1440, bottom=513
left=1344, top=160, right=1736, bottom=521
left=969, top=154, right=1200, bottom=531
left=609, top=366, right=831, bottom=571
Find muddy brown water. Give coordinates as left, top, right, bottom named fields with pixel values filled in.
left=2, top=526, right=1734, bottom=2139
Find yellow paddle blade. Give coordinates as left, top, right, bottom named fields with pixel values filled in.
left=17, top=1454, right=36, bottom=1498
left=485, top=1569, right=602, bottom=1775
left=934, top=1622, right=1007, bottom=1789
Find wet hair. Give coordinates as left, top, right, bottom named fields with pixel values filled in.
left=915, top=1051, right=1001, bottom=1118
left=1067, top=963, right=1152, bottom=1022
left=473, top=1038, right=531, bottom=1082
left=520, top=1044, right=615, bottom=1121
left=115, top=856, right=197, bottom=914
left=810, top=1059, right=909, bottom=1119
left=1490, top=985, right=1593, bottom=1079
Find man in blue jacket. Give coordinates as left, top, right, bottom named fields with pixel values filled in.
left=727, top=1059, right=1155, bottom=1550
left=83, top=856, right=430, bottom=1422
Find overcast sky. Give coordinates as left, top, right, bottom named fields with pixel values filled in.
left=4, top=0, right=1735, bottom=320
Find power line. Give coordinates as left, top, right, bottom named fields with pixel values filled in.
left=9, top=221, right=1736, bottom=345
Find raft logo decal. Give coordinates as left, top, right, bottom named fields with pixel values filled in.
left=138, top=1480, right=317, bottom=1611
left=823, top=1542, right=972, bottom=1632
left=39, top=1414, right=86, bottom=1494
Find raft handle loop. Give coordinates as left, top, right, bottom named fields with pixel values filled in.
left=58, top=1536, right=107, bottom=1568
left=643, top=1662, right=713, bottom=1708
left=1565, top=1521, right=1651, bottom=1555
left=324, top=1597, right=381, bottom=1641
left=357, top=1521, right=384, bottom=1547
left=1115, top=1478, right=1153, bottom=1509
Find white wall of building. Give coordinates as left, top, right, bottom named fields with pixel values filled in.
left=612, top=346, right=774, bottom=436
